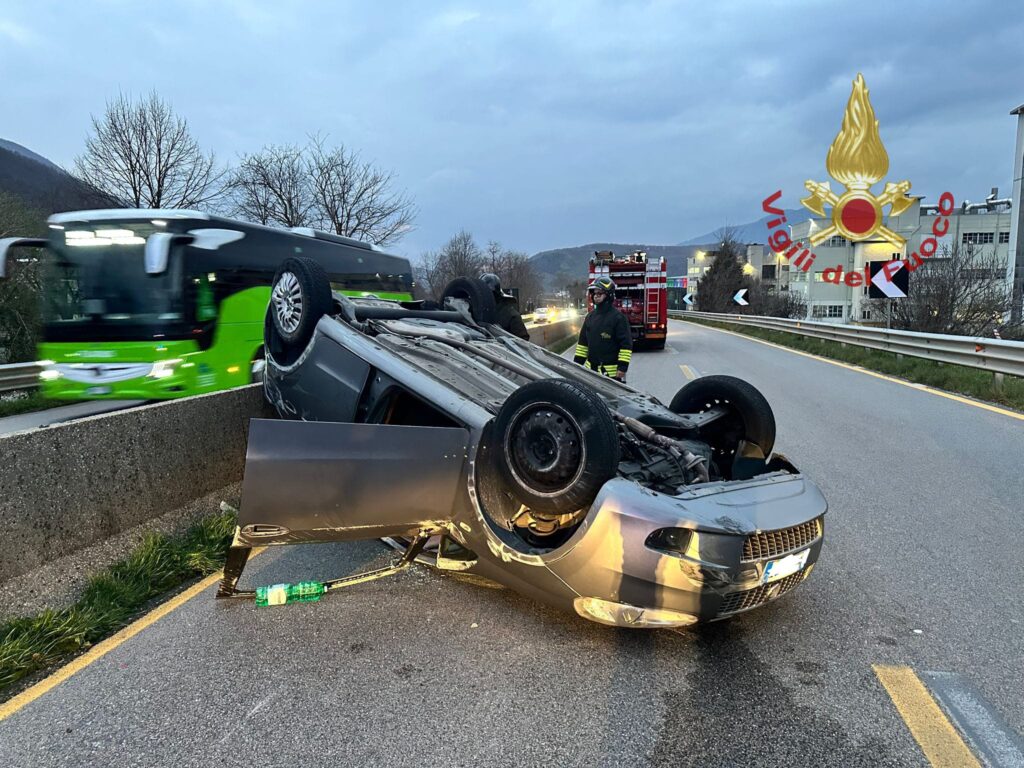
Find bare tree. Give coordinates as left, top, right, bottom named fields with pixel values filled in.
left=74, top=92, right=224, bottom=209
left=307, top=136, right=416, bottom=246
left=748, top=283, right=807, bottom=318
left=482, top=240, right=542, bottom=308
left=861, top=245, right=1019, bottom=337
left=227, top=144, right=312, bottom=227
left=565, top=279, right=589, bottom=308
left=419, top=230, right=483, bottom=300
left=0, top=192, right=46, bottom=363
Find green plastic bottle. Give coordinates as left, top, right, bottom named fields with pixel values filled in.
left=255, top=581, right=326, bottom=607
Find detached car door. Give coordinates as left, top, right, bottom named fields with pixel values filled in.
left=235, top=418, right=470, bottom=546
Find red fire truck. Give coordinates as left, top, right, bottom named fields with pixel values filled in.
left=588, top=250, right=668, bottom=349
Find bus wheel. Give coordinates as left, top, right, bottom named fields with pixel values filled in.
left=269, top=257, right=332, bottom=352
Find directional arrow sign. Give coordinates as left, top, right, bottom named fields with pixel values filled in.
left=869, top=260, right=908, bottom=298
left=733, top=288, right=749, bottom=306
left=683, top=293, right=694, bottom=306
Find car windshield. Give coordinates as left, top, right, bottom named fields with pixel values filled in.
left=42, top=222, right=186, bottom=338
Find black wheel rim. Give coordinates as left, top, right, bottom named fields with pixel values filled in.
left=507, top=405, right=584, bottom=493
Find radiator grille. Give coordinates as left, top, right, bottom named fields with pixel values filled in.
left=742, top=518, right=822, bottom=562
left=718, top=571, right=806, bottom=615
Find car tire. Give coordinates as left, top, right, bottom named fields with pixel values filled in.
left=669, top=374, right=776, bottom=457
left=264, top=257, right=331, bottom=364
left=494, top=378, right=619, bottom=515
left=269, top=256, right=333, bottom=350
left=441, top=277, right=498, bottom=324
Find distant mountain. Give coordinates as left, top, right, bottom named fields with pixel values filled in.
left=530, top=208, right=819, bottom=287
left=0, top=139, right=64, bottom=174
left=530, top=242, right=702, bottom=286
left=678, top=208, right=814, bottom=246
left=0, top=139, right=115, bottom=214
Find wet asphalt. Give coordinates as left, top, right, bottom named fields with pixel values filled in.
left=1, top=319, right=1021, bottom=767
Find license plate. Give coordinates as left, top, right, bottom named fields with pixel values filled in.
left=85, top=386, right=112, bottom=396
left=762, top=549, right=810, bottom=584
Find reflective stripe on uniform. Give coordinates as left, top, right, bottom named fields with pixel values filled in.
left=575, top=344, right=589, bottom=358
left=618, top=349, right=632, bottom=362
left=602, top=365, right=618, bottom=376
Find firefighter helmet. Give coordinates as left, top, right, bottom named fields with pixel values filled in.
left=479, top=272, right=502, bottom=296
left=592, top=276, right=616, bottom=296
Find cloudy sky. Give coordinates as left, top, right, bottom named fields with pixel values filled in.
left=1, top=1, right=1022, bottom=259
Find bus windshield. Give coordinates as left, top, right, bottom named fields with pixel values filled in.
left=43, top=222, right=187, bottom=341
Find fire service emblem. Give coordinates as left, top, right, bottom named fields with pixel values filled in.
left=800, top=73, right=914, bottom=248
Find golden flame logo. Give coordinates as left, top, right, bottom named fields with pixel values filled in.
left=826, top=74, right=888, bottom=189
left=802, top=73, right=913, bottom=248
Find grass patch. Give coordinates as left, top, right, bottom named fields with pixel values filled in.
left=683, top=317, right=1024, bottom=412
left=546, top=334, right=578, bottom=355
left=0, top=510, right=237, bottom=693
left=0, top=391, right=65, bottom=419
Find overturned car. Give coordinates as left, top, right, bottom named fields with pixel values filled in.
left=218, top=257, right=827, bottom=628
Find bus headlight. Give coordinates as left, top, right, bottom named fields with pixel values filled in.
left=39, top=362, right=61, bottom=381
left=149, top=359, right=183, bottom=379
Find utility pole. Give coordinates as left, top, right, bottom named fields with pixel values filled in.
left=1009, top=103, right=1024, bottom=324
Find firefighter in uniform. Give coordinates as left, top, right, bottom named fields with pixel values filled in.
left=479, top=273, right=530, bottom=340
left=573, top=276, right=632, bottom=380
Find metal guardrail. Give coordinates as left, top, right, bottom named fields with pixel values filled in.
left=670, top=311, right=1024, bottom=379
left=0, top=362, right=42, bottom=394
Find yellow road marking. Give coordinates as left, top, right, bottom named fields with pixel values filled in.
left=685, top=321, right=1024, bottom=422
left=680, top=364, right=697, bottom=380
left=0, top=547, right=266, bottom=723
left=874, top=665, right=981, bottom=768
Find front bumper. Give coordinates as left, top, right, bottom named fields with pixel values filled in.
left=39, top=361, right=197, bottom=399
left=544, top=476, right=827, bottom=627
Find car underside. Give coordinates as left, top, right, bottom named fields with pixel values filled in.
left=218, top=260, right=827, bottom=628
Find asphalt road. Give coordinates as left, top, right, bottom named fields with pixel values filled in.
left=2, top=319, right=1022, bottom=767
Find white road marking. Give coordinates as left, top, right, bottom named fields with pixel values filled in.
left=922, top=671, right=1024, bottom=768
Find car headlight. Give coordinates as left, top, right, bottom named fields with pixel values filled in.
left=149, top=358, right=183, bottom=379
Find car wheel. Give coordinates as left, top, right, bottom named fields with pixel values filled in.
left=669, top=374, right=776, bottom=458
left=441, top=277, right=497, bottom=324
left=270, top=256, right=332, bottom=346
left=265, top=257, right=332, bottom=365
left=494, top=378, right=619, bottom=515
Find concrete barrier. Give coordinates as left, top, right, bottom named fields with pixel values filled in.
left=0, top=322, right=582, bottom=586
left=0, top=385, right=272, bottom=583
left=528, top=317, right=581, bottom=347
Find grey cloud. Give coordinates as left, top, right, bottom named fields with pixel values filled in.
left=0, top=1, right=1020, bottom=258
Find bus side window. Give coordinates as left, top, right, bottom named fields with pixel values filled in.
left=194, top=274, right=217, bottom=321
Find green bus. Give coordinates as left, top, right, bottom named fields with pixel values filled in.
left=0, top=209, right=414, bottom=400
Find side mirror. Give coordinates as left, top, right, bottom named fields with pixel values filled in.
left=187, top=228, right=245, bottom=250
left=144, top=229, right=245, bottom=275
left=145, top=233, right=189, bottom=275
left=0, top=237, right=47, bottom=279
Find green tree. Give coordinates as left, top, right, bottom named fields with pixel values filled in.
left=0, top=191, right=47, bottom=362
left=695, top=232, right=751, bottom=313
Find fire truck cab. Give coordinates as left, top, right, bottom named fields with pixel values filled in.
left=588, top=250, right=668, bottom=350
